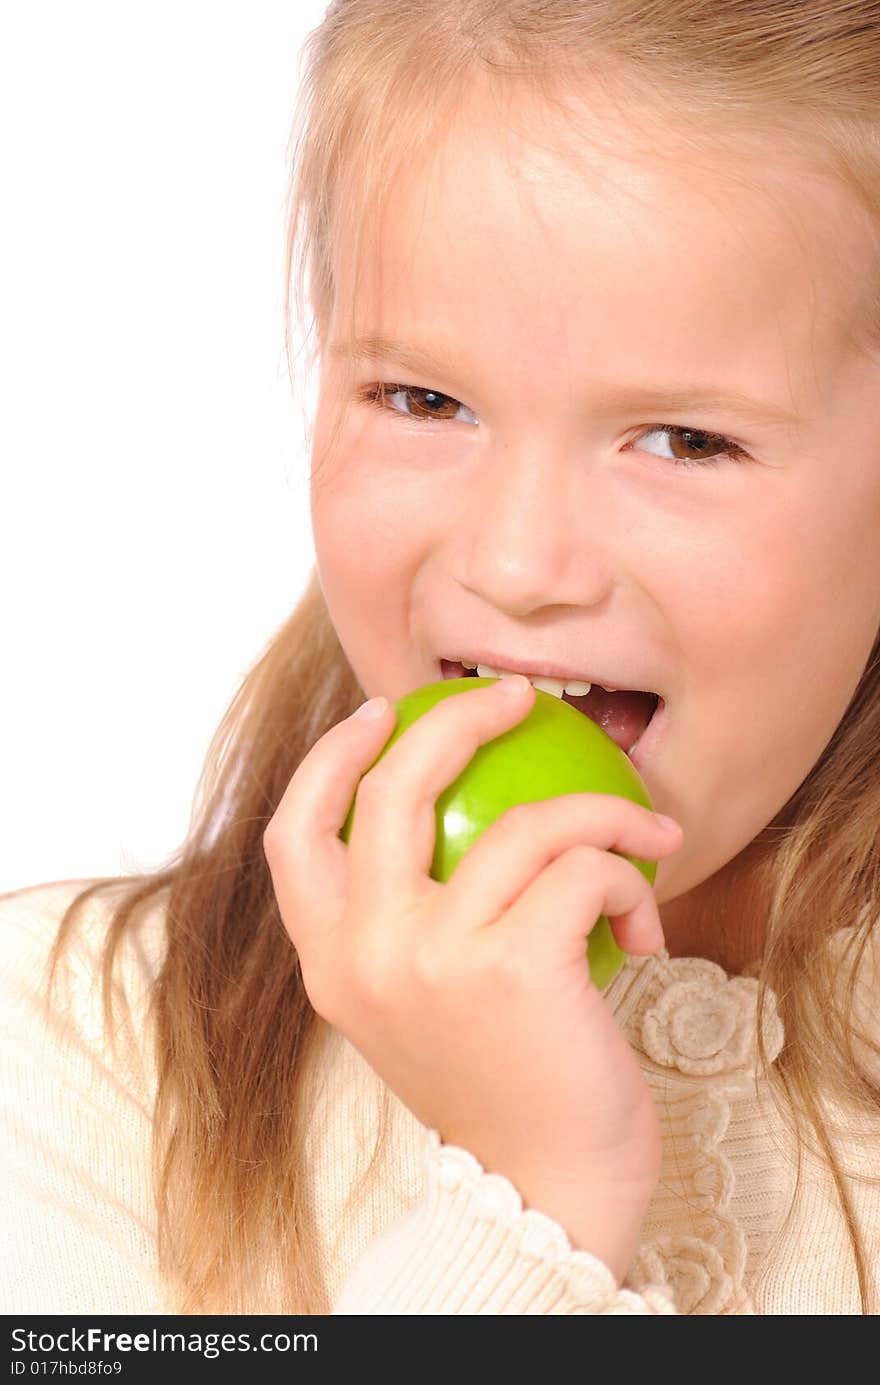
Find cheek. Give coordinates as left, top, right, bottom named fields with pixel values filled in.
left=310, top=442, right=407, bottom=584
left=309, top=435, right=441, bottom=679
left=312, top=492, right=404, bottom=638
left=310, top=411, right=463, bottom=591
left=663, top=495, right=877, bottom=830
left=655, top=485, right=866, bottom=682
left=645, top=513, right=801, bottom=675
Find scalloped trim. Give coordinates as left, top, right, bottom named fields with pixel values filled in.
left=418, top=945, right=793, bottom=1314
left=425, top=1131, right=676, bottom=1312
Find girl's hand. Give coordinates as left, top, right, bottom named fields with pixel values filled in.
left=263, top=677, right=683, bottom=1282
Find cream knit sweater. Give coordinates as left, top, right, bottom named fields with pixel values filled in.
left=2, top=878, right=878, bottom=1315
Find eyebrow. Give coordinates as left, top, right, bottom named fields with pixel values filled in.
left=331, top=335, right=800, bottom=428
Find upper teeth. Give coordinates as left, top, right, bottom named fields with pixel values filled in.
left=464, top=661, right=599, bottom=698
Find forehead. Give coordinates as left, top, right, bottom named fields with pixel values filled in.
left=330, top=87, right=879, bottom=397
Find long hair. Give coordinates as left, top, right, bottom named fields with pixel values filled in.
left=40, top=1, right=880, bottom=1312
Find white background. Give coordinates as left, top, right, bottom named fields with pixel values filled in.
left=1, top=2, right=331, bottom=894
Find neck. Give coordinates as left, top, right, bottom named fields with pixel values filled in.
left=658, top=843, right=774, bottom=976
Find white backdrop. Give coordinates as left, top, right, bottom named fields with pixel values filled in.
left=1, top=2, right=331, bottom=895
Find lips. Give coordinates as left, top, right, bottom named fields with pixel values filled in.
left=439, top=659, right=662, bottom=756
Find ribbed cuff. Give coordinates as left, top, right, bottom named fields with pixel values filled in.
left=333, top=1132, right=677, bottom=1314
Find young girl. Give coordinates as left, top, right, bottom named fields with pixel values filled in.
left=3, top=0, right=880, bottom=1316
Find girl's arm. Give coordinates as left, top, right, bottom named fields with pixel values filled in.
left=332, top=1132, right=677, bottom=1315
left=0, top=880, right=168, bottom=1314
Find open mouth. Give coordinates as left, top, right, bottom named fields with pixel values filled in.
left=439, top=658, right=663, bottom=759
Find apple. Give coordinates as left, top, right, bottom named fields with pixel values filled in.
left=340, top=677, right=658, bottom=990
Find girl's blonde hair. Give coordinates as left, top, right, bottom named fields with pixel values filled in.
left=40, top=1, right=880, bottom=1314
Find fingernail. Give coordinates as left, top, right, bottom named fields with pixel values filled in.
left=498, top=674, right=531, bottom=696
left=655, top=814, right=681, bottom=832
left=354, top=696, right=388, bottom=721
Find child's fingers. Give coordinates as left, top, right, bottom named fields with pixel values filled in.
left=442, top=793, right=680, bottom=933
left=498, top=843, right=664, bottom=971
left=262, top=697, right=396, bottom=931
left=345, top=678, right=535, bottom=914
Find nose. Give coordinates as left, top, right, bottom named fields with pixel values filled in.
left=453, top=442, right=616, bottom=617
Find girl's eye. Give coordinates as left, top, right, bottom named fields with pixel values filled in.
left=631, top=424, right=748, bottom=467
left=361, top=383, right=478, bottom=426
left=359, top=383, right=748, bottom=467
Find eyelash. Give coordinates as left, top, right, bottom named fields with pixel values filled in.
left=358, top=382, right=750, bottom=468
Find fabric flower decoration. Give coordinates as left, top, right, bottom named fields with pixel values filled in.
left=641, top=963, right=784, bottom=1076
left=628, top=1236, right=737, bottom=1315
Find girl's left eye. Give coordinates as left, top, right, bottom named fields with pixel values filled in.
left=632, top=424, right=748, bottom=467
left=359, top=383, right=748, bottom=467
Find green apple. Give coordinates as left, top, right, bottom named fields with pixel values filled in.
left=340, top=677, right=657, bottom=990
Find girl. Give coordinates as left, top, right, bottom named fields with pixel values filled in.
left=3, top=0, right=880, bottom=1316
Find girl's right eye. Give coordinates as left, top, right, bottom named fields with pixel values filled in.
left=360, top=383, right=479, bottom=426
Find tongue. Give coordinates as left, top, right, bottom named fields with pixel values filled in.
left=441, top=661, right=655, bottom=753
left=561, top=685, right=656, bottom=753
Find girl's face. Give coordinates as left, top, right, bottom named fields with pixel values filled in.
left=310, top=89, right=880, bottom=941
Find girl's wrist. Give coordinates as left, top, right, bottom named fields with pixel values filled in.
left=513, top=1173, right=655, bottom=1284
